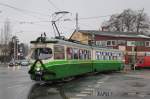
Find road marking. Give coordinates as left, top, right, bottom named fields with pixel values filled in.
left=94, top=84, right=101, bottom=87
left=76, top=93, right=88, bottom=96
left=80, top=91, right=92, bottom=94
left=97, top=81, right=104, bottom=84
left=8, top=84, right=24, bottom=89
left=84, top=88, right=94, bottom=91
left=70, top=97, right=82, bottom=99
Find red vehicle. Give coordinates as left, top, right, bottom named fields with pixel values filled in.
left=135, top=56, right=150, bottom=69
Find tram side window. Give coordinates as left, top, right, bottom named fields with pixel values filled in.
left=96, top=51, right=102, bottom=60
left=108, top=52, right=112, bottom=60
left=88, top=50, right=91, bottom=59
left=106, top=52, right=109, bottom=60
left=84, top=50, right=89, bottom=60
left=101, top=52, right=104, bottom=60
left=79, top=49, right=84, bottom=60
left=103, top=52, right=106, bottom=60
left=67, top=47, right=73, bottom=60
left=79, top=49, right=91, bottom=60
left=112, top=52, right=115, bottom=60
left=118, top=53, right=122, bottom=60
left=73, top=48, right=79, bottom=59
left=113, top=52, right=117, bottom=60
left=54, top=45, right=65, bottom=59
left=96, top=51, right=100, bottom=60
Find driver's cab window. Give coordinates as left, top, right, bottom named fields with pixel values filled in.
left=31, top=48, right=52, bottom=60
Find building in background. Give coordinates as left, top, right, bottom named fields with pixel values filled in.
left=0, top=44, right=11, bottom=63
left=10, top=36, right=29, bottom=61
left=18, top=43, right=29, bottom=59
left=70, top=30, right=150, bottom=65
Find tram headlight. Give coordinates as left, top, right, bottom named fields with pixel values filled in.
left=35, top=65, right=42, bottom=71
left=35, top=67, right=41, bottom=71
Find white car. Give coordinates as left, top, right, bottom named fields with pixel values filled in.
left=20, top=60, right=30, bottom=66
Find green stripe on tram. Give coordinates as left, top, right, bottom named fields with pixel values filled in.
left=43, top=60, right=122, bottom=67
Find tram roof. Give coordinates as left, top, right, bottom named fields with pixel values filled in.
left=31, top=37, right=121, bottom=52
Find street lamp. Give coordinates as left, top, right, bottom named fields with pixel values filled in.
left=12, top=36, right=19, bottom=62
left=16, top=39, right=19, bottom=60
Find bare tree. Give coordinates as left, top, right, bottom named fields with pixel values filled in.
left=4, top=19, right=11, bottom=44
left=0, top=19, right=12, bottom=63
left=102, top=9, right=150, bottom=33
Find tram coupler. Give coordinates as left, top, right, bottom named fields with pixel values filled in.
left=35, top=71, right=43, bottom=81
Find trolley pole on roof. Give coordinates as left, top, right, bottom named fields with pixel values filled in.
left=51, top=11, right=70, bottom=38
left=52, top=21, right=60, bottom=37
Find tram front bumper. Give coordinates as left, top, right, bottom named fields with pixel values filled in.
left=33, top=70, right=56, bottom=81
left=34, top=70, right=43, bottom=81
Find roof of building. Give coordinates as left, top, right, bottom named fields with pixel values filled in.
left=71, top=30, right=150, bottom=39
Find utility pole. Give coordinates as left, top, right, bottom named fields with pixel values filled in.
left=0, top=28, right=3, bottom=44
left=75, top=13, right=79, bottom=32
left=13, top=37, right=16, bottom=62
left=16, top=40, right=19, bottom=60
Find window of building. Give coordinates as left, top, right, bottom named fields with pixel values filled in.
left=107, top=41, right=111, bottom=46
left=127, top=41, right=135, bottom=46
left=96, top=41, right=107, bottom=47
left=107, top=40, right=116, bottom=46
left=135, top=41, right=145, bottom=46
left=127, top=41, right=144, bottom=46
left=54, top=45, right=65, bottom=59
left=117, top=40, right=126, bottom=45
left=145, top=41, right=150, bottom=47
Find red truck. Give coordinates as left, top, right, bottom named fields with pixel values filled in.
left=135, top=56, right=150, bottom=69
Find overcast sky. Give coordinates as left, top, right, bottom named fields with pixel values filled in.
left=0, top=0, right=150, bottom=43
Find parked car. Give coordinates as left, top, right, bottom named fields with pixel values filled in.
left=9, top=60, right=19, bottom=67
left=20, top=60, right=30, bottom=66
left=15, top=60, right=21, bottom=65
left=9, top=61, right=14, bottom=67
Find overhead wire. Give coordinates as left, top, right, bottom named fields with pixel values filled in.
left=0, top=2, right=51, bottom=21
left=47, top=0, right=61, bottom=11
left=7, top=14, right=111, bottom=24
left=0, top=2, right=49, bottom=16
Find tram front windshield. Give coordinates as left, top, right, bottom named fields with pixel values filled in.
left=31, top=48, right=52, bottom=60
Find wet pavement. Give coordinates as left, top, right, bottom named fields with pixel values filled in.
left=0, top=65, right=150, bottom=99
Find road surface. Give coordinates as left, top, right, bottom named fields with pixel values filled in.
left=0, top=65, right=150, bottom=99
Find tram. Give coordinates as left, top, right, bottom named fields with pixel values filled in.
left=28, top=36, right=124, bottom=81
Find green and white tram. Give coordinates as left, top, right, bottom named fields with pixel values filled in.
left=28, top=37, right=124, bottom=81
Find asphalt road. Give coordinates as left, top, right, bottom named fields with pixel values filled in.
left=0, top=65, right=150, bottom=99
